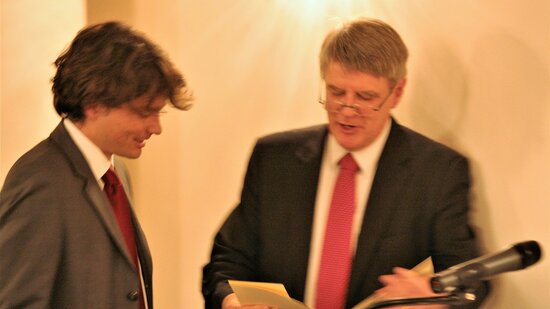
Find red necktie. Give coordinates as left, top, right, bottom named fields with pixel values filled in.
left=102, top=168, right=145, bottom=309
left=316, top=153, right=359, bottom=309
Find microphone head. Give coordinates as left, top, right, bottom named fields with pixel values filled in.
left=430, top=240, right=543, bottom=293
left=513, top=240, right=542, bottom=268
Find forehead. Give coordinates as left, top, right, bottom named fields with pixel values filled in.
left=128, top=93, right=167, bottom=110
left=324, top=62, right=390, bottom=92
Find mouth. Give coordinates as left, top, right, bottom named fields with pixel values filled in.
left=339, top=121, right=359, bottom=129
left=336, top=121, right=360, bottom=135
left=136, top=139, right=146, bottom=148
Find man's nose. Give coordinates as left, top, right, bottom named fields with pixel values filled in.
left=147, top=116, right=162, bottom=135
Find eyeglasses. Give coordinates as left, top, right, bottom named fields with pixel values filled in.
left=318, top=88, right=394, bottom=117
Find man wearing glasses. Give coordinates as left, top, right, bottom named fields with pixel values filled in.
left=203, top=18, right=488, bottom=309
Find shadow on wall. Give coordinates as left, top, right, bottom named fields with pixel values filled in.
left=406, top=41, right=470, bottom=149
left=467, top=32, right=549, bottom=308
left=405, top=30, right=549, bottom=308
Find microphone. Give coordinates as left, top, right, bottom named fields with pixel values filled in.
left=431, top=240, right=542, bottom=293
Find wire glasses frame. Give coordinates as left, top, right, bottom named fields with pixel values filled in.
left=318, top=85, right=395, bottom=116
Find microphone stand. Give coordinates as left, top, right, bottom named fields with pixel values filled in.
left=365, top=289, right=477, bottom=309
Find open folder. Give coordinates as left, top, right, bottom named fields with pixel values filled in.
left=229, top=257, right=434, bottom=309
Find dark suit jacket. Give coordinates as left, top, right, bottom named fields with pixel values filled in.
left=202, top=120, right=487, bottom=308
left=0, top=121, right=153, bottom=309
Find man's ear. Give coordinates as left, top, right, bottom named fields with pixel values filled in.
left=83, top=103, right=106, bottom=120
left=390, top=78, right=407, bottom=108
left=394, top=78, right=407, bottom=99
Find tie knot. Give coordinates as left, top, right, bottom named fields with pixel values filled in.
left=339, top=153, right=359, bottom=172
left=102, top=168, right=121, bottom=193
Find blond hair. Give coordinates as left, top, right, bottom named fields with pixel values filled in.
left=319, top=18, right=408, bottom=86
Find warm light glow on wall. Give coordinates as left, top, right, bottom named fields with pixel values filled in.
left=273, top=0, right=390, bottom=28
left=274, top=0, right=362, bottom=20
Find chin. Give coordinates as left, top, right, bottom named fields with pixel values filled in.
left=342, top=145, right=362, bottom=152
left=334, top=138, right=358, bottom=151
left=129, top=152, right=142, bottom=159
left=118, top=150, right=142, bottom=159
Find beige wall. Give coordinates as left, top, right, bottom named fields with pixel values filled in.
left=1, top=1, right=549, bottom=308
left=1, top=0, right=85, bottom=180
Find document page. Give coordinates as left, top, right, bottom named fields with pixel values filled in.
left=229, top=280, right=309, bottom=309
left=229, top=257, right=433, bottom=309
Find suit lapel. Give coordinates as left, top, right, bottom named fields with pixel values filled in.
left=50, top=121, right=137, bottom=269
left=347, top=120, right=413, bottom=303
left=113, top=158, right=153, bottom=277
left=287, top=125, right=328, bottom=299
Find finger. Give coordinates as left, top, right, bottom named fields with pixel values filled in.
left=378, top=274, right=396, bottom=285
left=392, top=267, right=410, bottom=275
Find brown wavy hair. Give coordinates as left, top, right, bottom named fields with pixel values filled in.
left=52, top=21, right=192, bottom=121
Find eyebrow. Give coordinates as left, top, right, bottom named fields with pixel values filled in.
left=357, top=91, right=380, bottom=98
left=145, top=104, right=164, bottom=112
left=327, top=85, right=381, bottom=98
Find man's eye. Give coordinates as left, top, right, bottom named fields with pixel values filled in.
left=138, top=110, right=165, bottom=117
left=137, top=111, right=152, bottom=117
left=358, top=96, right=375, bottom=102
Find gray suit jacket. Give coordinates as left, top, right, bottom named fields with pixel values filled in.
left=202, top=120, right=488, bottom=308
left=0, top=121, right=153, bottom=309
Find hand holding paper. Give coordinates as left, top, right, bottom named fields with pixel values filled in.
left=228, top=258, right=435, bottom=309
left=351, top=257, right=435, bottom=309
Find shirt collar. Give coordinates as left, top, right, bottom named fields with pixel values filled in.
left=326, top=118, right=392, bottom=172
left=63, top=119, right=112, bottom=184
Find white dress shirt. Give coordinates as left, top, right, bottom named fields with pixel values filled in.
left=63, top=119, right=112, bottom=187
left=303, top=119, right=392, bottom=307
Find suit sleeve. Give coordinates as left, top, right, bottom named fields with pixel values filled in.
left=202, top=143, right=265, bottom=309
left=0, top=172, right=64, bottom=308
left=430, top=155, right=490, bottom=308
